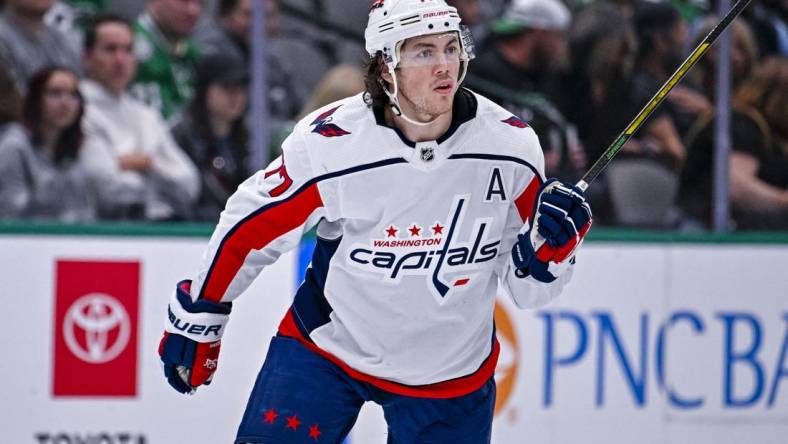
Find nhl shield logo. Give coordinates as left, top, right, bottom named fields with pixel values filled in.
left=420, top=146, right=435, bottom=162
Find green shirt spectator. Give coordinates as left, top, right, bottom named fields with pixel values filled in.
left=130, top=1, right=202, bottom=120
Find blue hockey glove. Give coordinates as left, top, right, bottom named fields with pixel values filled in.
left=158, top=280, right=232, bottom=394
left=511, top=179, right=592, bottom=282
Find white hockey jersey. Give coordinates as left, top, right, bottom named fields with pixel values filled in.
left=189, top=90, right=575, bottom=398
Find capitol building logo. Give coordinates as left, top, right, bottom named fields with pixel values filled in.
left=62, top=293, right=131, bottom=364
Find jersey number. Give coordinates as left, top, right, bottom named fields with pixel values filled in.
left=264, top=158, right=293, bottom=198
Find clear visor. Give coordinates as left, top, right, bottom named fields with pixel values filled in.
left=396, top=32, right=469, bottom=69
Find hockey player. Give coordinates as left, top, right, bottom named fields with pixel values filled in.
left=158, top=1, right=592, bottom=442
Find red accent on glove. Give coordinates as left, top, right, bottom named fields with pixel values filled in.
left=158, top=332, right=169, bottom=356
left=535, top=219, right=592, bottom=264
left=189, top=340, right=222, bottom=386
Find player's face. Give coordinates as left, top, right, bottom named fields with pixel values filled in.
left=85, top=22, right=137, bottom=95
left=394, top=32, right=463, bottom=122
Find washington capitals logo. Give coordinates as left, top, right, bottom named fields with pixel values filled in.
left=311, top=106, right=351, bottom=138
left=502, top=116, right=529, bottom=129
left=348, top=196, right=501, bottom=301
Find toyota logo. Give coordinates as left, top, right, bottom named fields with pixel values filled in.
left=63, top=293, right=131, bottom=364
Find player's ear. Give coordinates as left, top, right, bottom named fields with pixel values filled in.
left=380, top=65, right=393, bottom=85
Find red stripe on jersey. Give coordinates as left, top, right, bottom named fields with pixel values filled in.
left=278, top=309, right=499, bottom=399
left=202, top=184, right=323, bottom=302
left=514, top=177, right=541, bottom=223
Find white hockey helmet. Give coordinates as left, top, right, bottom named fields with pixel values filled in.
left=365, top=0, right=475, bottom=67
left=364, top=0, right=475, bottom=125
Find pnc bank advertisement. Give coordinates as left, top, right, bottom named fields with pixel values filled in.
left=0, top=234, right=785, bottom=443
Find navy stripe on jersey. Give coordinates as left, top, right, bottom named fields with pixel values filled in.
left=448, top=153, right=542, bottom=181
left=291, top=236, right=342, bottom=341
left=199, top=157, right=408, bottom=300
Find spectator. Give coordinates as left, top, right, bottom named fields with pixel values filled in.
left=447, top=0, right=487, bottom=46
left=678, top=18, right=762, bottom=229
left=79, top=14, right=199, bottom=221
left=597, top=2, right=691, bottom=228
left=470, top=0, right=585, bottom=181
left=562, top=2, right=638, bottom=161
left=742, top=0, right=788, bottom=57
left=297, top=64, right=364, bottom=120
left=559, top=2, right=638, bottom=224
left=195, top=0, right=305, bottom=122
left=471, top=0, right=570, bottom=100
left=46, top=0, right=109, bottom=33
left=195, top=0, right=277, bottom=62
left=171, top=54, right=251, bottom=222
left=0, top=67, right=95, bottom=222
left=729, top=57, right=788, bottom=229
left=0, top=62, right=22, bottom=132
left=448, top=0, right=483, bottom=27
left=130, top=0, right=202, bottom=119
left=0, top=0, right=82, bottom=95
left=686, top=16, right=759, bottom=102
left=630, top=2, right=690, bottom=167
left=680, top=57, right=787, bottom=230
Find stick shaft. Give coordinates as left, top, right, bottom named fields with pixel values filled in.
left=576, top=0, right=752, bottom=191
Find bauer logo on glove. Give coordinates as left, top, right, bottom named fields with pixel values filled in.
left=167, top=306, right=224, bottom=337
left=158, top=280, right=232, bottom=394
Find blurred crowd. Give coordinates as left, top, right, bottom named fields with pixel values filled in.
left=0, top=0, right=784, bottom=230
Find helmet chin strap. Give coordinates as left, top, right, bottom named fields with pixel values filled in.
left=381, top=61, right=470, bottom=128
left=382, top=70, right=438, bottom=127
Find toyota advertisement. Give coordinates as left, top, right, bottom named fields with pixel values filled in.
left=53, top=260, right=140, bottom=397
left=0, top=234, right=785, bottom=443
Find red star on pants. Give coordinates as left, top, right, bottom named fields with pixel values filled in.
left=309, top=424, right=322, bottom=440
left=286, top=415, right=301, bottom=430
left=385, top=225, right=398, bottom=237
left=408, top=225, right=421, bottom=236
left=432, top=223, right=444, bottom=235
left=263, top=408, right=279, bottom=424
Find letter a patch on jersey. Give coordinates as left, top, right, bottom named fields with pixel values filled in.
left=484, top=167, right=507, bottom=202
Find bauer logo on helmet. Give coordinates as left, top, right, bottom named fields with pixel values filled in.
left=370, top=0, right=385, bottom=11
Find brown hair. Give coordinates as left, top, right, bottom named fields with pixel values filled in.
left=363, top=53, right=390, bottom=109
left=299, top=64, right=365, bottom=120
left=734, top=57, right=788, bottom=141
left=690, top=17, right=758, bottom=93
left=0, top=61, right=21, bottom=125
left=22, top=67, right=84, bottom=164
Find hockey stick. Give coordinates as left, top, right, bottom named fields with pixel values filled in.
left=576, top=0, right=753, bottom=191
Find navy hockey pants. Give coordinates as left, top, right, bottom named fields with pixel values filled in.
left=235, top=335, right=496, bottom=444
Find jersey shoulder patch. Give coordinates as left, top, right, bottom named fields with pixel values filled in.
left=501, top=115, right=529, bottom=129
left=465, top=92, right=544, bottom=171
left=310, top=105, right=351, bottom=138
left=298, top=94, right=368, bottom=140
